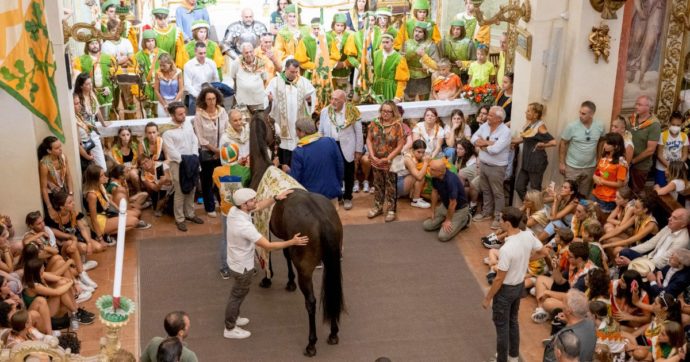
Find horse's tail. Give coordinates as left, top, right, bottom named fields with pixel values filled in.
left=320, top=220, right=344, bottom=324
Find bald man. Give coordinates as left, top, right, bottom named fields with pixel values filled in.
left=422, top=159, right=470, bottom=242
left=628, top=95, right=661, bottom=193
left=319, top=89, right=363, bottom=210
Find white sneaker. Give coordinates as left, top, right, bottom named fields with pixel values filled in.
left=83, top=260, right=98, bottom=271
left=411, top=198, right=431, bottom=209
left=223, top=326, right=251, bottom=339
left=352, top=181, right=360, bottom=193
left=207, top=211, right=217, bottom=218
left=362, top=180, right=370, bottom=193
left=77, top=280, right=94, bottom=293
left=80, top=271, right=98, bottom=289
left=76, top=290, right=92, bottom=304
left=236, top=317, right=249, bottom=327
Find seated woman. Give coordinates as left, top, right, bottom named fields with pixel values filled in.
left=604, top=187, right=635, bottom=235
left=412, top=108, right=445, bottom=159
left=537, top=180, right=580, bottom=243
left=0, top=274, right=52, bottom=337
left=82, top=165, right=139, bottom=244
left=397, top=140, right=431, bottom=208
left=37, top=137, right=74, bottom=221
left=140, top=155, right=173, bottom=217
left=485, top=190, right=550, bottom=285
left=4, top=309, right=32, bottom=347
left=0, top=300, right=50, bottom=342
left=110, top=126, right=142, bottom=193
left=531, top=241, right=597, bottom=323
left=107, top=165, right=151, bottom=228
left=601, top=195, right=659, bottom=258
left=624, top=291, right=681, bottom=352
left=22, top=258, right=94, bottom=326
left=629, top=320, right=685, bottom=361
left=610, top=269, right=651, bottom=332
left=455, top=138, right=479, bottom=215
left=43, top=192, right=101, bottom=286
left=443, top=109, right=472, bottom=163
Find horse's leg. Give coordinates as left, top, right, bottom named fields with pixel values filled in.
left=259, top=253, right=273, bottom=288
left=284, top=248, right=297, bottom=291
left=328, top=318, right=339, bottom=345
left=297, top=271, right=318, bottom=357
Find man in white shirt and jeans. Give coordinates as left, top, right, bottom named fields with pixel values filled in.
left=223, top=188, right=309, bottom=339
left=228, top=42, right=268, bottom=117
left=184, top=42, right=219, bottom=114
left=482, top=207, right=543, bottom=362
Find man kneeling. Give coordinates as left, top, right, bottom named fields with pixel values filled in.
left=423, top=159, right=470, bottom=241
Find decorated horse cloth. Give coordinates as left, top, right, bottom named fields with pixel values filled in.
left=254, top=166, right=305, bottom=277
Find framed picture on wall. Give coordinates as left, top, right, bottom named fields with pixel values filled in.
left=516, top=27, right=532, bottom=60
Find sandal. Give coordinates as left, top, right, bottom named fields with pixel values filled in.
left=384, top=211, right=396, bottom=223
left=367, top=208, right=383, bottom=219
left=531, top=307, right=549, bottom=323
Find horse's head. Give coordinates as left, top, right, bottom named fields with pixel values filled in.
left=249, top=113, right=273, bottom=190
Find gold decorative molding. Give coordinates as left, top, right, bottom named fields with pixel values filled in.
left=656, top=0, right=688, bottom=122
left=588, top=23, right=611, bottom=64
left=589, top=0, right=626, bottom=19
left=471, top=0, right=531, bottom=27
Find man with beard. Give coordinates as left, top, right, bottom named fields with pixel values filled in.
left=150, top=8, right=187, bottom=69
left=266, top=59, right=316, bottom=170
left=73, top=38, right=117, bottom=118
left=394, top=0, right=440, bottom=50
left=402, top=21, right=439, bottom=101
left=222, top=8, right=268, bottom=60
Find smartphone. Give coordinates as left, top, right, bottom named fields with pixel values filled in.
left=631, top=280, right=639, bottom=292
left=548, top=181, right=556, bottom=193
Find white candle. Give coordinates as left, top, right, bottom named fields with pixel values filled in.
left=113, top=198, right=128, bottom=302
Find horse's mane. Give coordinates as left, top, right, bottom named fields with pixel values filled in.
left=249, top=115, right=272, bottom=189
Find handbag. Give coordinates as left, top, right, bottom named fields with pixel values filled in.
left=199, top=116, right=220, bottom=162
left=389, top=154, right=406, bottom=174
left=82, top=138, right=96, bottom=152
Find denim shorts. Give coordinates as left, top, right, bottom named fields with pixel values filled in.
left=396, top=175, right=406, bottom=198
left=592, top=195, right=616, bottom=213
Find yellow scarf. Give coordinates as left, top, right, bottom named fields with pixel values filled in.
left=297, top=133, right=321, bottom=147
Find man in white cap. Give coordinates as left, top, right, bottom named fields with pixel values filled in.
left=223, top=188, right=309, bottom=339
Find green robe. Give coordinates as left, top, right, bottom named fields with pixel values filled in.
left=384, top=26, right=398, bottom=39
left=349, top=26, right=382, bottom=69
left=135, top=48, right=167, bottom=101
left=154, top=26, right=182, bottom=62
left=326, top=30, right=354, bottom=78
left=404, top=39, right=438, bottom=80
left=76, top=54, right=115, bottom=107
left=185, top=40, right=223, bottom=80
left=439, top=36, right=475, bottom=76
left=372, top=50, right=403, bottom=101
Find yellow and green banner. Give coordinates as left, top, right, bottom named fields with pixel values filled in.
left=0, top=0, right=63, bottom=141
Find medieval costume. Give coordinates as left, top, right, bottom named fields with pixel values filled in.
left=295, top=18, right=340, bottom=113
left=393, top=0, right=441, bottom=50
left=402, top=21, right=439, bottom=101
left=372, top=33, right=409, bottom=101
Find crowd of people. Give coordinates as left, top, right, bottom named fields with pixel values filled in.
left=6, top=0, right=690, bottom=360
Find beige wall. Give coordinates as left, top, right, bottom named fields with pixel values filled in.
left=0, top=1, right=82, bottom=237
left=511, top=0, right=623, bottom=194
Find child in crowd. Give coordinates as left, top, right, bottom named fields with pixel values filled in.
left=592, top=133, right=628, bottom=213
left=537, top=180, right=580, bottom=243
left=139, top=155, right=172, bottom=217
left=655, top=111, right=688, bottom=187
left=581, top=220, right=608, bottom=272
left=590, top=300, right=626, bottom=361
left=654, top=161, right=688, bottom=201
left=466, top=45, right=495, bottom=87
left=431, top=59, right=462, bottom=101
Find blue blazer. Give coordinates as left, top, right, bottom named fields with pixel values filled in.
left=290, top=137, right=344, bottom=199
left=646, top=265, right=690, bottom=299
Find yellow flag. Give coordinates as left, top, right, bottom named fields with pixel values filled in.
left=0, top=0, right=63, bottom=141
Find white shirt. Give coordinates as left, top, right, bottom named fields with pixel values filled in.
left=183, top=57, right=219, bottom=98
left=656, top=130, right=689, bottom=171
left=229, top=58, right=267, bottom=107
left=101, top=39, right=134, bottom=59
left=413, top=122, right=446, bottom=156
left=161, top=121, right=199, bottom=163
left=631, top=226, right=690, bottom=269
left=470, top=122, right=512, bottom=166
left=444, top=124, right=472, bottom=141
left=320, top=107, right=346, bottom=141
left=266, top=75, right=316, bottom=151
left=226, top=206, right=263, bottom=273
left=497, top=230, right=543, bottom=285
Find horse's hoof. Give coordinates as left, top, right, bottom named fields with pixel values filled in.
left=327, top=335, right=339, bottom=345
left=304, top=345, right=317, bottom=357
left=259, top=278, right=272, bottom=288
left=285, top=281, right=297, bottom=292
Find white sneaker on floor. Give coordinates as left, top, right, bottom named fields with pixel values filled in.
left=80, top=271, right=98, bottom=289
left=76, top=280, right=94, bottom=293
left=352, top=181, right=360, bottom=193
left=83, top=260, right=98, bottom=271
left=236, top=317, right=249, bottom=327
left=207, top=211, right=217, bottom=218
left=76, top=290, right=92, bottom=304
left=362, top=180, right=370, bottom=193
left=224, top=326, right=251, bottom=339
left=411, top=198, right=431, bottom=209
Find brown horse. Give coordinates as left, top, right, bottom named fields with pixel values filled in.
left=249, top=114, right=345, bottom=357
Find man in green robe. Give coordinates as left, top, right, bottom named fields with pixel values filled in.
left=439, top=19, right=475, bottom=83
left=326, top=13, right=357, bottom=93
left=372, top=33, right=409, bottom=102
left=347, top=12, right=382, bottom=92
left=393, top=0, right=441, bottom=50
left=402, top=21, right=439, bottom=101
left=376, top=7, right=398, bottom=39
left=151, top=8, right=187, bottom=70
left=135, top=30, right=168, bottom=118
left=100, top=0, right=138, bottom=51
left=73, top=38, right=117, bottom=118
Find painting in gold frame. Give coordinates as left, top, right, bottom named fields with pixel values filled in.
left=515, top=26, right=531, bottom=60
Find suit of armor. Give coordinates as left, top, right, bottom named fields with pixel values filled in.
left=222, top=21, right=268, bottom=59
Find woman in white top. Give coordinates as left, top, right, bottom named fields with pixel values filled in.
left=412, top=107, right=445, bottom=159
left=442, top=109, right=472, bottom=163
left=654, top=160, right=687, bottom=200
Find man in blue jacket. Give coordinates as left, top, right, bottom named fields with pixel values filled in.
left=290, top=119, right=344, bottom=200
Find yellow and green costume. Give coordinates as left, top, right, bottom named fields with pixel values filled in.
left=372, top=47, right=409, bottom=101
left=73, top=52, right=117, bottom=109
